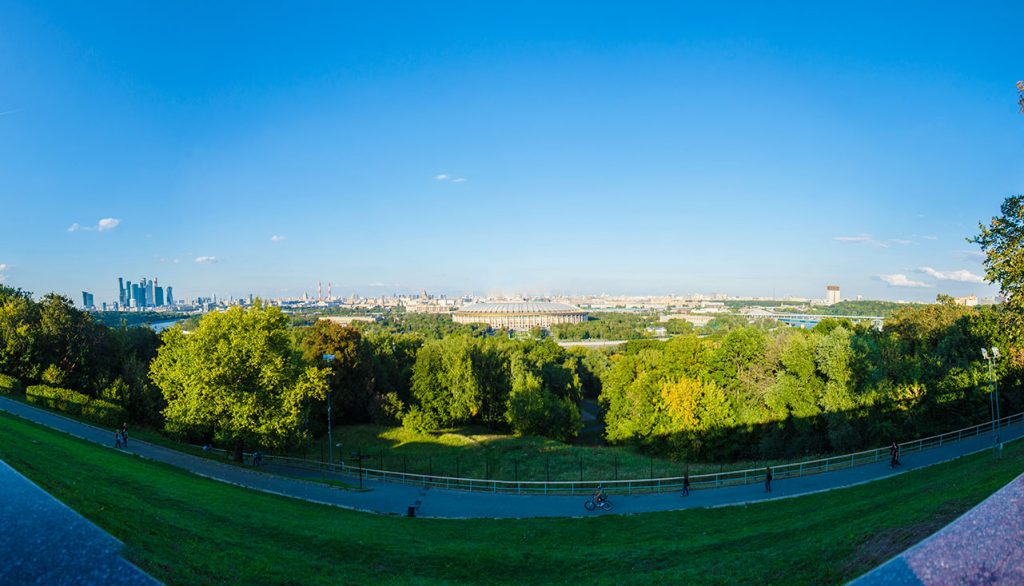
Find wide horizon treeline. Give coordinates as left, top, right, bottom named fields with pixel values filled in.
left=600, top=301, right=1022, bottom=461
left=2, top=282, right=1020, bottom=464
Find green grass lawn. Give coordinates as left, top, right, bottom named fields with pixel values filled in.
left=6, top=392, right=792, bottom=483
left=1, top=410, right=1021, bottom=585
left=315, top=423, right=801, bottom=482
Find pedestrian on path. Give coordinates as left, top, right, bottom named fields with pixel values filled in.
left=764, top=466, right=773, bottom=493
left=121, top=423, right=129, bottom=448
left=889, top=441, right=900, bottom=468
left=114, top=429, right=123, bottom=449
left=681, top=472, right=690, bottom=497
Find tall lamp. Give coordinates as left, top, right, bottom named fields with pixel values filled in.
left=981, top=347, right=1001, bottom=445
left=323, top=353, right=336, bottom=467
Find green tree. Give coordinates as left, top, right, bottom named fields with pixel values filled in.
left=150, top=303, right=326, bottom=460
left=408, top=336, right=483, bottom=429
left=0, top=286, right=40, bottom=381
left=300, top=321, right=375, bottom=423
left=972, top=194, right=1024, bottom=337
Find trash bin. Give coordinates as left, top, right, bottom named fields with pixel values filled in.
left=407, top=506, right=416, bottom=518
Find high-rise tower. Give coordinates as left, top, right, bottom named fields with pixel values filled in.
left=826, top=285, right=841, bottom=306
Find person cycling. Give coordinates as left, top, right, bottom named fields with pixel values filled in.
left=593, top=485, right=606, bottom=503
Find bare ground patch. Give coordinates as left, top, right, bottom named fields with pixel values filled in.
left=840, top=498, right=972, bottom=577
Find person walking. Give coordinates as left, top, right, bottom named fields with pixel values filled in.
left=889, top=441, right=900, bottom=468
left=681, top=472, right=690, bottom=497
left=121, top=423, right=129, bottom=448
left=764, top=466, right=773, bottom=493
left=114, top=429, right=123, bottom=449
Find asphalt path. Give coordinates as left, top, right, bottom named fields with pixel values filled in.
left=2, top=396, right=1021, bottom=519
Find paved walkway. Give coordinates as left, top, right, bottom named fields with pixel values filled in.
left=0, top=459, right=158, bottom=585
left=1, top=396, right=1021, bottom=519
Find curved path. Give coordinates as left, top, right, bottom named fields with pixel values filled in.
left=2, top=397, right=1021, bottom=519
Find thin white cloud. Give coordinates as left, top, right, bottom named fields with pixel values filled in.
left=889, top=239, right=912, bottom=245
left=271, top=235, right=287, bottom=242
left=452, top=177, right=466, bottom=183
left=834, top=235, right=890, bottom=248
left=957, top=250, right=985, bottom=261
left=0, top=109, right=18, bottom=117
left=97, top=218, right=120, bottom=231
left=195, top=256, right=217, bottom=264
left=919, top=267, right=985, bottom=284
left=68, top=218, right=120, bottom=232
left=920, top=235, right=938, bottom=241
left=434, top=174, right=449, bottom=181
left=879, top=274, right=932, bottom=288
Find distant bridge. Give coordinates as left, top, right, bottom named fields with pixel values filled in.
left=754, top=313, right=885, bottom=330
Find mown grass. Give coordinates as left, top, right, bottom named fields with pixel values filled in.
left=1, top=410, right=1020, bottom=585
left=3, top=392, right=811, bottom=482
left=315, top=423, right=801, bottom=481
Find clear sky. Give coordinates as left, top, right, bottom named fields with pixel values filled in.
left=1, top=1, right=1022, bottom=304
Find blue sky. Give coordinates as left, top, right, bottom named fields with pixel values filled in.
left=1, top=1, right=1022, bottom=304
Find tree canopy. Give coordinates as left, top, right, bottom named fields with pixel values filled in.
left=150, top=303, right=327, bottom=458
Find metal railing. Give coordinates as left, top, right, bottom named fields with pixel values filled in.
left=237, top=411, right=1024, bottom=496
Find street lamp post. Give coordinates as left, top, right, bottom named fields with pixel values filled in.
left=981, top=347, right=1001, bottom=446
left=323, top=354, right=336, bottom=468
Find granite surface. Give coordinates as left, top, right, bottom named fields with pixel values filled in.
left=0, top=459, right=159, bottom=585
left=853, top=470, right=1024, bottom=585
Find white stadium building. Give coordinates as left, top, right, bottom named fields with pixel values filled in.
left=452, top=302, right=587, bottom=331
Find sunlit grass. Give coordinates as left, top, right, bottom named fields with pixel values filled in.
left=2, top=410, right=1020, bottom=585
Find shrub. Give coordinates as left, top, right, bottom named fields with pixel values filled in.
left=25, top=384, right=125, bottom=427
left=0, top=373, right=23, bottom=395
left=401, top=407, right=439, bottom=433
left=82, top=399, right=128, bottom=428
left=41, top=364, right=67, bottom=386
left=372, top=392, right=406, bottom=425
left=26, top=384, right=90, bottom=415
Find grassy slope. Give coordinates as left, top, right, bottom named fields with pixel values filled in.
left=2, top=411, right=1021, bottom=585
left=7, top=392, right=789, bottom=482
left=317, top=424, right=801, bottom=481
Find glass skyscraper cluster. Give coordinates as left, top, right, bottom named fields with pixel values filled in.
left=118, top=276, right=174, bottom=309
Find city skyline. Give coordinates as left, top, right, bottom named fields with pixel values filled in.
left=1, top=3, right=1020, bottom=302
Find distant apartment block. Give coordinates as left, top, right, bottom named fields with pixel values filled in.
left=954, top=294, right=978, bottom=307
left=826, top=285, right=841, bottom=305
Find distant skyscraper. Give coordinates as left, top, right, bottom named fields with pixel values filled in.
left=166, top=286, right=174, bottom=306
left=826, top=285, right=841, bottom=305
left=81, top=291, right=94, bottom=309
left=118, top=277, right=126, bottom=306
left=155, top=286, right=164, bottom=307
left=132, top=283, right=141, bottom=307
